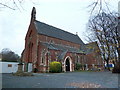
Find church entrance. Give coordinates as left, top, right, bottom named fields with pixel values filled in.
left=65, top=58, right=70, bottom=71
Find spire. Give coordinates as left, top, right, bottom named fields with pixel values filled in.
left=31, top=7, right=36, bottom=21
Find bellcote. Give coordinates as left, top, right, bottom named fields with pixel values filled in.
left=31, top=7, right=36, bottom=21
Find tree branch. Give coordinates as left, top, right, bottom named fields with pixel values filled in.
left=0, top=3, right=15, bottom=10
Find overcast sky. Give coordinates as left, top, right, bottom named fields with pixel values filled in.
left=0, top=0, right=118, bottom=55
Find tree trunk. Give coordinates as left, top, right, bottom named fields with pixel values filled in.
left=112, top=62, right=120, bottom=73
left=106, top=60, right=110, bottom=71
left=112, top=44, right=120, bottom=73
left=118, top=45, right=120, bottom=65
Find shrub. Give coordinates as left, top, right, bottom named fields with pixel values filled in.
left=49, top=61, right=62, bottom=73
left=75, top=63, right=82, bottom=70
left=112, top=63, right=120, bottom=73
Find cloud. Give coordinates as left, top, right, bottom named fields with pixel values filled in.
left=0, top=0, right=118, bottom=56
left=0, top=8, right=29, bottom=55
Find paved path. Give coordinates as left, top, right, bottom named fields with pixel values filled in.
left=2, top=71, right=119, bottom=88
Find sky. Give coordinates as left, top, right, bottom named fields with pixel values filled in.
left=0, top=0, right=119, bottom=56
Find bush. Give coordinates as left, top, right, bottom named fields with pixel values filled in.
left=112, top=63, right=120, bottom=73
left=75, top=63, right=82, bottom=70
left=49, top=61, right=62, bottom=73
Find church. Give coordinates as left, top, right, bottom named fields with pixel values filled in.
left=22, top=7, right=104, bottom=73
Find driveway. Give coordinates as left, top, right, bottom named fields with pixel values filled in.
left=2, top=71, right=119, bottom=88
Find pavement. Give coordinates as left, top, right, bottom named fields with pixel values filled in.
left=2, top=71, right=119, bottom=88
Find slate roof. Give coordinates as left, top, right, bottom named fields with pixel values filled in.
left=84, top=42, right=99, bottom=54
left=34, top=20, right=84, bottom=45
left=41, top=42, right=84, bottom=54
left=57, top=50, right=67, bottom=60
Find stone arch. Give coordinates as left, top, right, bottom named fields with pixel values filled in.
left=64, top=56, right=72, bottom=72
left=40, top=50, right=49, bottom=72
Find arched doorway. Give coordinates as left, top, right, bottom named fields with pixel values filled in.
left=66, top=58, right=70, bottom=71
left=64, top=56, right=72, bottom=72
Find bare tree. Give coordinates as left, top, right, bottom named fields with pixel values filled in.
left=0, top=0, right=38, bottom=11
left=0, top=0, right=25, bottom=11
left=86, top=0, right=120, bottom=73
left=88, top=0, right=113, bottom=16
left=87, top=11, right=120, bottom=72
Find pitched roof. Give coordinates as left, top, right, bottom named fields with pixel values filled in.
left=34, top=20, right=84, bottom=44
left=84, top=42, right=100, bottom=54
left=57, top=50, right=67, bottom=60
left=41, top=42, right=84, bottom=54
left=42, top=42, right=85, bottom=60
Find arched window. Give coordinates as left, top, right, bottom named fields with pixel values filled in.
left=41, top=51, right=45, bottom=64
left=29, top=30, right=32, bottom=37
left=77, top=56, right=79, bottom=63
left=41, top=49, right=47, bottom=65
left=41, top=56, right=44, bottom=64
left=28, top=42, right=33, bottom=62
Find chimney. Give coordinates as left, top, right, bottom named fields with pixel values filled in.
left=76, top=32, right=78, bottom=35
left=31, top=7, right=36, bottom=21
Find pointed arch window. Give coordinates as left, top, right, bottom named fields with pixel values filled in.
left=41, top=56, right=44, bottom=64
left=41, top=49, right=47, bottom=65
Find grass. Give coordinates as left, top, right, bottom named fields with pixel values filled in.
left=13, top=72, right=33, bottom=76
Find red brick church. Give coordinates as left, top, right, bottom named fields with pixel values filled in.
left=22, top=7, right=104, bottom=73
